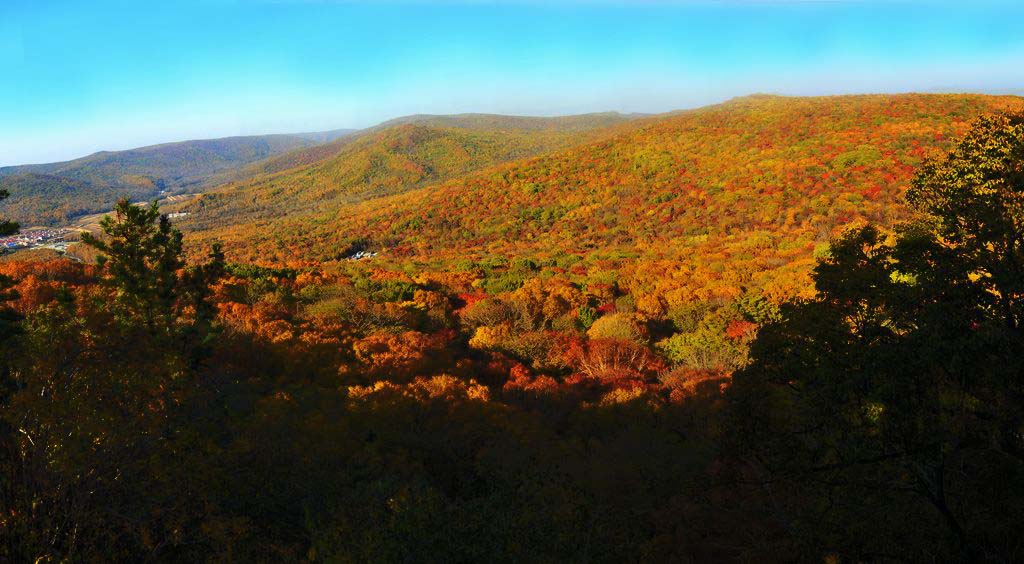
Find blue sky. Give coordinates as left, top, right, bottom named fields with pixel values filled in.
left=1, top=0, right=1023, bottom=166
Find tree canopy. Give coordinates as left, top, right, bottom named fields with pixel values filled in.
left=2, top=106, right=1024, bottom=562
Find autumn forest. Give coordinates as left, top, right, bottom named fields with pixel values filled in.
left=2, top=91, right=1024, bottom=562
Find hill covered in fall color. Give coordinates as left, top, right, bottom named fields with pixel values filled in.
left=0, top=129, right=354, bottom=226
left=183, top=94, right=1024, bottom=305
left=179, top=112, right=641, bottom=230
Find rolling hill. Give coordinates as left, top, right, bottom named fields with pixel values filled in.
left=182, top=93, right=1024, bottom=305
left=375, top=111, right=645, bottom=132
left=0, top=129, right=354, bottom=226
left=177, top=112, right=642, bottom=230
left=228, top=112, right=641, bottom=182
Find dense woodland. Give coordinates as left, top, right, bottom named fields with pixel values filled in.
left=180, top=112, right=639, bottom=230
left=2, top=96, right=1024, bottom=561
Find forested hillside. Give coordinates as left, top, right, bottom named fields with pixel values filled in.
left=375, top=111, right=641, bottom=132
left=188, top=94, right=1024, bottom=302
left=179, top=112, right=641, bottom=229
left=3, top=107, right=1024, bottom=561
left=0, top=173, right=104, bottom=225
left=0, top=129, right=353, bottom=225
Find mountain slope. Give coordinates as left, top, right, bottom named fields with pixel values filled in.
left=0, top=129, right=354, bottom=226
left=178, top=113, right=642, bottom=230
left=0, top=173, right=103, bottom=225
left=237, top=112, right=641, bottom=181
left=185, top=93, right=1024, bottom=303
left=375, top=112, right=645, bottom=132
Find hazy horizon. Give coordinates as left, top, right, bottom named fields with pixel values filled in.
left=3, top=0, right=1023, bottom=166
left=5, top=89, right=1024, bottom=168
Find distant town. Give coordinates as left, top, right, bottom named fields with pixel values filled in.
left=0, top=228, right=78, bottom=254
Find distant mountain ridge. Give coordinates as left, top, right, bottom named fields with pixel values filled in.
left=0, top=129, right=355, bottom=226
left=374, top=112, right=646, bottom=132
left=216, top=112, right=646, bottom=183
left=0, top=128, right=355, bottom=177
left=0, top=113, right=646, bottom=228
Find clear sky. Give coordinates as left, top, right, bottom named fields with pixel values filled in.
left=2, top=0, right=1023, bottom=166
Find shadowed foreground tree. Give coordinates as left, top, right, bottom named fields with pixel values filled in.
left=1, top=199, right=225, bottom=561
left=0, top=189, right=16, bottom=239
left=0, top=188, right=20, bottom=383
left=729, top=113, right=1024, bottom=562
left=0, top=190, right=23, bottom=560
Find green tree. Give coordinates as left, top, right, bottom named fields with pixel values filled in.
left=0, top=189, right=22, bottom=559
left=0, top=187, right=19, bottom=350
left=0, top=188, right=19, bottom=335
left=0, top=188, right=16, bottom=238
left=0, top=188, right=21, bottom=490
left=81, top=199, right=185, bottom=334
left=81, top=198, right=224, bottom=362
